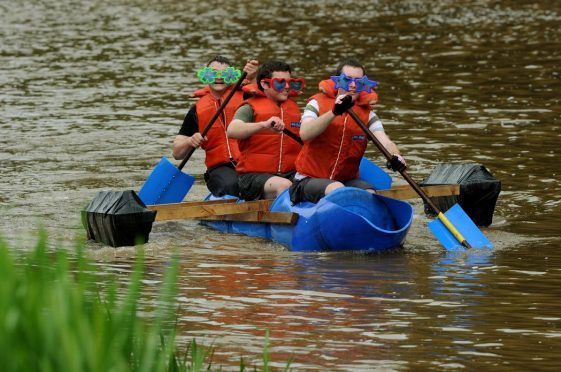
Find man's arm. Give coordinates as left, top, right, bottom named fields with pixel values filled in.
left=300, top=95, right=355, bottom=141
left=299, top=99, right=335, bottom=141
left=365, top=111, right=406, bottom=171
left=367, top=111, right=403, bottom=158
left=373, top=131, right=400, bottom=156
left=172, top=106, right=205, bottom=160
left=227, top=104, right=283, bottom=139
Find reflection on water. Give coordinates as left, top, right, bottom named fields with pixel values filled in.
left=160, top=244, right=560, bottom=369
left=1, top=0, right=561, bottom=369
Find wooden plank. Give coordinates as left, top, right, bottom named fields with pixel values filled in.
left=147, top=198, right=236, bottom=208
left=377, top=184, right=460, bottom=200
left=149, top=199, right=273, bottom=221
left=148, top=184, right=459, bottom=222
left=200, top=211, right=298, bottom=225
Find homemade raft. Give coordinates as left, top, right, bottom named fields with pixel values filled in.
left=82, top=163, right=500, bottom=251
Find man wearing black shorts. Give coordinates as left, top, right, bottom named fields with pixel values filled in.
left=290, top=58, right=406, bottom=204
left=227, top=60, right=304, bottom=200
left=173, top=56, right=258, bottom=197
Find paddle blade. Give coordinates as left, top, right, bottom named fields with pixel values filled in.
left=428, top=203, right=494, bottom=251
left=359, top=157, right=392, bottom=190
left=138, top=157, right=195, bottom=205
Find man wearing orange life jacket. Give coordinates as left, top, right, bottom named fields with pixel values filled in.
left=227, top=60, right=304, bottom=200
left=289, top=58, right=406, bottom=204
left=172, top=56, right=259, bottom=197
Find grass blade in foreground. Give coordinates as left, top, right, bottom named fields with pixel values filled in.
left=0, top=232, right=292, bottom=371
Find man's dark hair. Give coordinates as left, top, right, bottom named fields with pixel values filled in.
left=335, top=58, right=366, bottom=76
left=206, top=55, right=232, bottom=66
left=257, top=60, right=291, bottom=91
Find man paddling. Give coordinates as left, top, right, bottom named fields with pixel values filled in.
left=172, top=56, right=259, bottom=197
left=227, top=60, right=304, bottom=200
left=289, top=58, right=406, bottom=204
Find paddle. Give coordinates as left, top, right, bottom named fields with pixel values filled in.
left=138, top=71, right=248, bottom=205
left=281, top=127, right=303, bottom=145
left=346, top=107, right=493, bottom=250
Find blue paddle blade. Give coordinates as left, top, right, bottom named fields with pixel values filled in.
left=359, top=157, right=392, bottom=190
left=428, top=203, right=494, bottom=251
left=138, top=157, right=195, bottom=205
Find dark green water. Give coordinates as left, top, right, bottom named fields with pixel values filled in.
left=1, top=0, right=560, bottom=369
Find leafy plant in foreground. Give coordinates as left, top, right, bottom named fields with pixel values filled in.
left=0, top=232, right=291, bottom=371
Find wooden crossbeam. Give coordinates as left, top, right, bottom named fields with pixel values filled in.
left=148, top=184, right=459, bottom=223
left=377, top=184, right=459, bottom=200
left=149, top=199, right=236, bottom=208
left=148, top=199, right=273, bottom=221
left=200, top=211, right=298, bottom=225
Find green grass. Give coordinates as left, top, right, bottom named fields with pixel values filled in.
left=0, top=232, right=291, bottom=371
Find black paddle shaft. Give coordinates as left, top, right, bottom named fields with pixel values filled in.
left=346, top=108, right=443, bottom=215
left=282, top=128, right=304, bottom=145
left=177, top=71, right=248, bottom=170
left=270, top=120, right=304, bottom=145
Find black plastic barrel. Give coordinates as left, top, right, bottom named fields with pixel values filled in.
left=421, top=163, right=501, bottom=227
left=82, top=190, right=156, bottom=247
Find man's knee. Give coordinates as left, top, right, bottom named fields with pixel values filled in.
left=264, top=176, right=292, bottom=198
left=325, top=181, right=344, bottom=195
left=274, top=177, right=292, bottom=193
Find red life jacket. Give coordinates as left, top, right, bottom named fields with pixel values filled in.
left=295, top=79, right=375, bottom=181
left=193, top=86, right=242, bottom=169
left=235, top=89, right=302, bottom=174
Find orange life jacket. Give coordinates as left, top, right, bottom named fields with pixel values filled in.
left=193, top=86, right=242, bottom=169
left=235, top=89, right=302, bottom=174
left=295, top=79, right=375, bottom=180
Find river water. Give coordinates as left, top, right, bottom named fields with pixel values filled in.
left=1, top=0, right=560, bottom=370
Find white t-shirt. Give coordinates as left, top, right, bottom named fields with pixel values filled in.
left=302, top=99, right=384, bottom=132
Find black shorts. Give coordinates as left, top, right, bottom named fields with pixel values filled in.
left=238, top=170, right=296, bottom=201
left=204, top=163, right=239, bottom=197
left=289, top=177, right=374, bottom=204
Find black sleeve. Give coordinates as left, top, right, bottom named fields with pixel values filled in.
left=178, top=106, right=198, bottom=136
